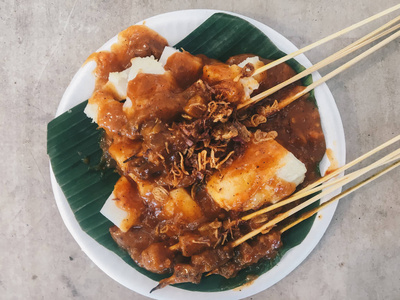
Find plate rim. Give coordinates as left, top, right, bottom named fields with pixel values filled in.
left=50, top=9, right=346, bottom=300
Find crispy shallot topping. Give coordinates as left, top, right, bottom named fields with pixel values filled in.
left=243, top=114, right=267, bottom=127
left=152, top=186, right=169, bottom=202
left=253, top=129, right=278, bottom=143
left=207, top=101, right=233, bottom=123
left=257, top=100, right=280, bottom=117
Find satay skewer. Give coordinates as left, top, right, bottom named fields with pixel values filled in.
left=232, top=152, right=400, bottom=248
left=242, top=141, right=400, bottom=221
left=238, top=21, right=400, bottom=109
left=279, top=158, right=400, bottom=234
left=251, top=4, right=400, bottom=77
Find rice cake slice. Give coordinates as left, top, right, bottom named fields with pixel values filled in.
left=206, top=139, right=306, bottom=211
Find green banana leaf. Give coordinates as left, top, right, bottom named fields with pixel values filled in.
left=47, top=12, right=319, bottom=292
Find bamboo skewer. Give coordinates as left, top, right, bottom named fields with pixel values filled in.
left=242, top=144, right=400, bottom=221
left=279, top=158, right=400, bottom=234
left=284, top=29, right=400, bottom=102
left=240, top=21, right=400, bottom=108
left=252, top=4, right=400, bottom=77
left=301, top=135, right=400, bottom=194
left=238, top=23, right=400, bottom=109
left=232, top=154, right=400, bottom=248
left=294, top=150, right=400, bottom=197
left=339, top=15, right=400, bottom=55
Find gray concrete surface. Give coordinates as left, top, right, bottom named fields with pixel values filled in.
left=1, top=0, right=399, bottom=299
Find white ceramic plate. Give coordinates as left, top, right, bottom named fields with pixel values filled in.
left=50, top=9, right=346, bottom=300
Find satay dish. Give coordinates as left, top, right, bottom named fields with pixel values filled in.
left=48, top=10, right=345, bottom=299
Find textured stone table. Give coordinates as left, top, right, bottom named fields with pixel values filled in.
left=1, top=0, right=399, bottom=299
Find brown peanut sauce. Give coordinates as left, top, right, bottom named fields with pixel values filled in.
left=86, top=25, right=326, bottom=284
left=260, top=98, right=326, bottom=186
left=85, top=25, right=168, bottom=88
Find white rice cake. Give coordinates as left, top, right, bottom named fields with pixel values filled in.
left=101, top=183, right=203, bottom=232
left=206, top=139, right=306, bottom=211
left=100, top=191, right=129, bottom=231
left=85, top=54, right=167, bottom=123
left=100, top=176, right=144, bottom=232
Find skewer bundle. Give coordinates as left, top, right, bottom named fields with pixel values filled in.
left=227, top=3, right=400, bottom=248
left=234, top=135, right=400, bottom=247
left=239, top=4, right=400, bottom=110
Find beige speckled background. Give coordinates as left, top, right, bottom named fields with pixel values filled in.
left=1, top=0, right=399, bottom=299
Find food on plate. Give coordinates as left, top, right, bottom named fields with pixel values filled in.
left=84, top=24, right=326, bottom=289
